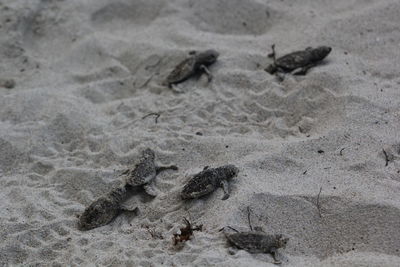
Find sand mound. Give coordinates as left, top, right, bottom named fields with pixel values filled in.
left=186, top=0, right=277, bottom=35
left=231, top=193, right=400, bottom=259
left=91, top=0, right=166, bottom=28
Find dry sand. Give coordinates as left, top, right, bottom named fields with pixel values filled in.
left=1, top=0, right=400, bottom=266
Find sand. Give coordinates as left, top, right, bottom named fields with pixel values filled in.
left=1, top=0, right=400, bottom=266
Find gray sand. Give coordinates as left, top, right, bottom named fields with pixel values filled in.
left=1, top=0, right=400, bottom=266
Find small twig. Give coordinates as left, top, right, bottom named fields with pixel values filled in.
left=339, top=148, right=345, bottom=156
left=142, top=112, right=161, bottom=124
left=139, top=74, right=154, bottom=88
left=218, top=226, right=239, bottom=233
left=183, top=217, right=191, bottom=227
left=186, top=210, right=192, bottom=223
left=316, top=187, right=322, bottom=218
left=146, top=228, right=154, bottom=237
left=146, top=228, right=156, bottom=238
left=267, top=44, right=276, bottom=58
left=247, top=206, right=253, bottom=231
left=382, top=149, right=389, bottom=167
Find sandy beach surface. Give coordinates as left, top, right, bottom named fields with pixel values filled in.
left=1, top=0, right=400, bottom=266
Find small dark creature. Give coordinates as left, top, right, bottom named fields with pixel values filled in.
left=223, top=207, right=289, bottom=264
left=164, top=49, right=219, bottom=88
left=265, top=44, right=332, bottom=76
left=124, top=148, right=178, bottom=197
left=79, top=148, right=177, bottom=230
left=78, top=182, right=136, bottom=231
left=173, top=218, right=203, bottom=245
left=225, top=231, right=288, bottom=264
left=181, top=165, right=239, bottom=200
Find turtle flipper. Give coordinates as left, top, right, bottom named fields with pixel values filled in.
left=143, top=182, right=158, bottom=197
left=182, top=184, right=214, bottom=199
left=266, top=45, right=278, bottom=75
left=200, top=65, right=213, bottom=82
left=169, top=84, right=184, bottom=93
left=156, top=165, right=178, bottom=175
left=270, top=247, right=282, bottom=265
left=220, top=179, right=230, bottom=200
left=293, top=63, right=317, bottom=75
left=120, top=204, right=139, bottom=213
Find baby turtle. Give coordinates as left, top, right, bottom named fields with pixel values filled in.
left=181, top=165, right=239, bottom=200
left=225, top=230, right=289, bottom=264
left=124, top=148, right=178, bottom=197
left=223, top=207, right=289, bottom=264
left=78, top=148, right=177, bottom=230
left=164, top=49, right=219, bottom=88
left=78, top=182, right=136, bottom=231
left=265, top=44, right=332, bottom=76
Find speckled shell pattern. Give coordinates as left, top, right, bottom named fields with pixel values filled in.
left=125, top=149, right=157, bottom=186
left=225, top=232, right=283, bottom=253
left=181, top=165, right=238, bottom=198
left=276, top=46, right=331, bottom=71
left=79, top=184, right=127, bottom=230
left=166, top=57, right=196, bottom=85
left=276, top=50, right=316, bottom=70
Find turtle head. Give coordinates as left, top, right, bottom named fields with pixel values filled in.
left=196, top=49, right=219, bottom=66
left=142, top=148, right=155, bottom=160
left=312, top=46, right=332, bottom=61
left=224, top=164, right=239, bottom=179
left=276, top=234, right=289, bottom=249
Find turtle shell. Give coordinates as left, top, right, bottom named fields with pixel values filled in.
left=166, top=56, right=196, bottom=85
left=226, top=232, right=287, bottom=253
left=275, top=50, right=314, bottom=71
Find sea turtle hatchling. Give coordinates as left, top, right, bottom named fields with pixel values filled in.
left=223, top=207, right=289, bottom=264
left=78, top=148, right=177, bottom=230
left=181, top=165, right=239, bottom=200
left=78, top=182, right=136, bottom=231
left=225, top=230, right=289, bottom=264
left=124, top=148, right=178, bottom=197
left=265, top=44, right=332, bottom=76
left=164, top=49, right=219, bottom=89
